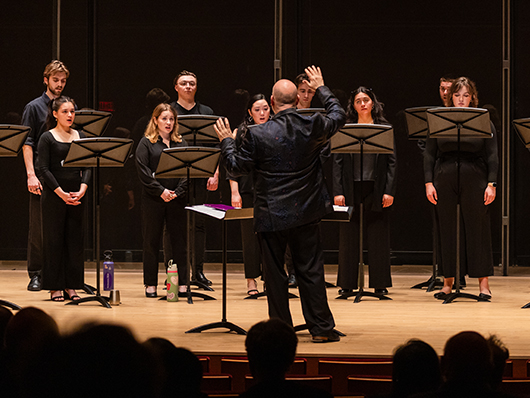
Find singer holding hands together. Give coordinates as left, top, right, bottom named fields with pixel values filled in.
left=37, top=96, right=90, bottom=302
left=136, top=103, right=188, bottom=298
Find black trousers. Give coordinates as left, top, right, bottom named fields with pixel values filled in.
left=163, top=179, right=207, bottom=274
left=434, top=158, right=494, bottom=278
left=27, top=192, right=43, bottom=278
left=240, top=193, right=261, bottom=279
left=258, top=220, right=335, bottom=336
left=142, top=194, right=187, bottom=286
left=41, top=186, right=85, bottom=290
left=337, top=181, right=392, bottom=290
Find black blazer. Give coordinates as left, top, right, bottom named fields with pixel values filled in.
left=221, top=86, right=346, bottom=232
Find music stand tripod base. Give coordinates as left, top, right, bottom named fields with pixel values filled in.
left=186, top=321, right=247, bottom=335
left=442, top=292, right=490, bottom=304
left=0, top=300, right=21, bottom=310
left=66, top=295, right=112, bottom=308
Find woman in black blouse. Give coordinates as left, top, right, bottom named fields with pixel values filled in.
left=332, top=87, right=396, bottom=295
left=424, top=77, right=498, bottom=300
left=37, top=96, right=90, bottom=301
left=228, top=94, right=271, bottom=296
left=136, top=103, right=187, bottom=297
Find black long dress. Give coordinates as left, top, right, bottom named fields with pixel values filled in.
left=37, top=130, right=91, bottom=290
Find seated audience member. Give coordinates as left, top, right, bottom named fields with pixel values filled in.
left=391, top=339, right=441, bottom=397
left=1, top=307, right=60, bottom=396
left=241, top=318, right=332, bottom=398
left=23, top=323, right=157, bottom=398
left=487, top=335, right=510, bottom=393
left=418, top=331, right=503, bottom=398
left=143, top=337, right=206, bottom=398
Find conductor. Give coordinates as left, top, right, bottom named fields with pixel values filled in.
left=214, top=66, right=346, bottom=343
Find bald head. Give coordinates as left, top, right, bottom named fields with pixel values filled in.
left=271, top=79, right=298, bottom=112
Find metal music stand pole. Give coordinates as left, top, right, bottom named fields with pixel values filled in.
left=405, top=106, right=444, bottom=291
left=72, top=110, right=112, bottom=295
left=0, top=124, right=32, bottom=310
left=155, top=147, right=221, bottom=303
left=330, top=123, right=394, bottom=303
left=62, top=138, right=133, bottom=308
left=512, top=118, right=530, bottom=308
left=426, top=107, right=493, bottom=304
left=185, top=206, right=250, bottom=335
left=178, top=115, right=221, bottom=291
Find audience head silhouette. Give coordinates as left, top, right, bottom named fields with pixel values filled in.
left=392, top=338, right=441, bottom=397
left=245, top=318, right=298, bottom=382
left=143, top=337, right=205, bottom=397
left=441, top=331, right=493, bottom=390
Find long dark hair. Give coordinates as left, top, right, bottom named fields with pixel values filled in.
left=236, top=93, right=270, bottom=147
left=46, top=96, right=76, bottom=130
left=346, top=86, right=388, bottom=124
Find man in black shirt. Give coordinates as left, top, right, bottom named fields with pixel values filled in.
left=21, top=60, right=70, bottom=291
left=169, top=70, right=218, bottom=286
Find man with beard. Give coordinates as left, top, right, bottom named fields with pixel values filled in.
left=22, top=60, right=70, bottom=291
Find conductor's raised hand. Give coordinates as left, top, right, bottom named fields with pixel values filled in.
left=304, top=66, right=324, bottom=91
left=214, top=118, right=233, bottom=142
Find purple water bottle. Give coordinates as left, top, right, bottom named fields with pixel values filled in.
left=103, top=250, right=114, bottom=291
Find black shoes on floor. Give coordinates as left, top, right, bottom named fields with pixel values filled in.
left=27, top=275, right=41, bottom=291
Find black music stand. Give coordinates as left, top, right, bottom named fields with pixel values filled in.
left=512, top=118, right=530, bottom=308
left=177, top=115, right=221, bottom=289
left=330, top=123, right=394, bottom=303
left=155, top=147, right=220, bottom=303
left=185, top=205, right=249, bottom=335
left=426, top=107, right=492, bottom=304
left=72, top=110, right=112, bottom=138
left=405, top=106, right=444, bottom=292
left=296, top=108, right=326, bottom=116
left=63, top=138, right=133, bottom=308
left=0, top=125, right=31, bottom=310
left=177, top=115, right=220, bottom=146
left=72, top=110, right=113, bottom=294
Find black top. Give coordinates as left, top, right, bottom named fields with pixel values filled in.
left=22, top=92, right=51, bottom=159
left=170, top=101, right=214, bottom=116
left=423, top=121, right=498, bottom=183
left=135, top=135, right=188, bottom=198
left=36, top=130, right=91, bottom=190
left=221, top=86, right=346, bottom=232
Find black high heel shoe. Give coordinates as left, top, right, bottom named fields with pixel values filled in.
left=64, top=290, right=81, bottom=301
left=145, top=286, right=157, bottom=298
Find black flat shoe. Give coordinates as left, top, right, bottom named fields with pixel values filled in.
left=145, top=287, right=157, bottom=298
left=28, top=275, right=42, bottom=291
left=338, top=288, right=353, bottom=295
left=375, top=288, right=388, bottom=295
left=194, top=271, right=212, bottom=286
left=479, top=292, right=492, bottom=300
left=434, top=292, right=450, bottom=300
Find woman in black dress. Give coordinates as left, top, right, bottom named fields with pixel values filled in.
left=332, top=87, right=396, bottom=295
left=228, top=94, right=271, bottom=296
left=136, top=103, right=187, bottom=297
left=424, top=77, right=498, bottom=300
left=37, top=96, right=90, bottom=301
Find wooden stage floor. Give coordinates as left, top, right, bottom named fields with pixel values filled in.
left=2, top=262, right=530, bottom=359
